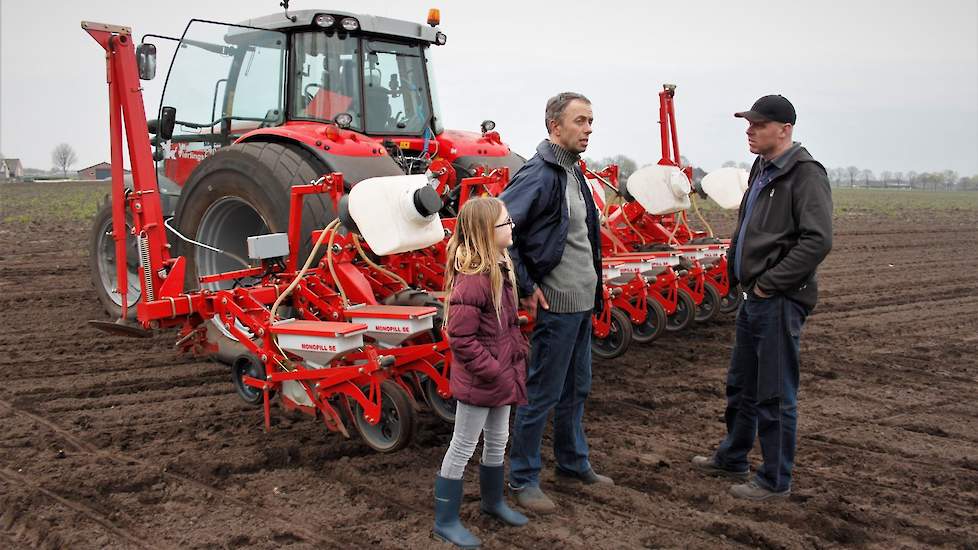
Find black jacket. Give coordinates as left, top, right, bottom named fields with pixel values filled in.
left=727, top=145, right=833, bottom=309
left=500, top=141, right=603, bottom=311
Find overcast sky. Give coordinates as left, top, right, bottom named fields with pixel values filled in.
left=1, top=0, right=976, bottom=176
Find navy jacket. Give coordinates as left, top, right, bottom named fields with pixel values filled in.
left=500, top=141, right=603, bottom=311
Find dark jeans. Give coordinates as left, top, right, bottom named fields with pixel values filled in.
left=509, top=308, right=593, bottom=487
left=714, top=293, right=809, bottom=492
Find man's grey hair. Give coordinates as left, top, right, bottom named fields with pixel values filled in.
left=545, top=92, right=591, bottom=133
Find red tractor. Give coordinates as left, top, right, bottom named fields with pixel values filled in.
left=89, top=7, right=524, bottom=363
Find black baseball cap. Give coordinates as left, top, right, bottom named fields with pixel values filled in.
left=735, top=95, right=796, bottom=124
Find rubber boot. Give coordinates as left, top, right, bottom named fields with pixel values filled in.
left=433, top=475, right=481, bottom=548
left=479, top=464, right=529, bottom=526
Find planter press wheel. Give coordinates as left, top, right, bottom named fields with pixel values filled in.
left=631, top=296, right=668, bottom=344
left=665, top=288, right=696, bottom=332
left=231, top=354, right=274, bottom=407
left=719, top=285, right=743, bottom=314
left=421, top=364, right=456, bottom=424
left=352, top=380, right=417, bottom=453
left=591, top=307, right=633, bottom=360
left=694, top=283, right=721, bottom=323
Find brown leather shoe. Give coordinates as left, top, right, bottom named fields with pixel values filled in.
left=730, top=479, right=790, bottom=501
left=691, top=455, right=750, bottom=480
left=511, top=484, right=556, bottom=514
left=555, top=467, right=614, bottom=485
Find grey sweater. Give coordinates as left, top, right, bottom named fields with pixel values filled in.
left=539, top=142, right=598, bottom=313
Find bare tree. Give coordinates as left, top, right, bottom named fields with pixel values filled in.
left=722, top=160, right=737, bottom=168
left=907, top=170, right=919, bottom=189
left=893, top=171, right=904, bottom=188
left=597, top=154, right=639, bottom=179
left=52, top=143, right=78, bottom=178
left=942, top=170, right=958, bottom=192
left=860, top=169, right=875, bottom=187
left=846, top=166, right=860, bottom=188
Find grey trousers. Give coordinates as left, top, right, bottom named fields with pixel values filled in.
left=439, top=402, right=511, bottom=480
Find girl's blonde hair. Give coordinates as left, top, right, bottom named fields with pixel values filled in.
left=444, top=197, right=518, bottom=325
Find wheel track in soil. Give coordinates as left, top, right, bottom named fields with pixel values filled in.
left=0, top=398, right=360, bottom=549
left=589, top=394, right=978, bottom=506
left=0, top=467, right=152, bottom=549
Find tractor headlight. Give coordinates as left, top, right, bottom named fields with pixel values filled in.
left=315, top=14, right=336, bottom=28
left=340, top=17, right=359, bottom=31
left=334, top=112, right=354, bottom=129
left=435, top=32, right=447, bottom=45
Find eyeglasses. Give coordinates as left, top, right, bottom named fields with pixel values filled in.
left=495, top=217, right=514, bottom=229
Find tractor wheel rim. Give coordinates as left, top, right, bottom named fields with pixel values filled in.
left=196, top=196, right=270, bottom=340
left=96, top=216, right=141, bottom=307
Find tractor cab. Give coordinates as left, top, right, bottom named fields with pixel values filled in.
left=146, top=9, right=517, bottom=194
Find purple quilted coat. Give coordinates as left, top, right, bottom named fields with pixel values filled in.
left=446, top=271, right=528, bottom=408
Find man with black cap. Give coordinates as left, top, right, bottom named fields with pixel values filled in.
left=691, top=94, right=833, bottom=500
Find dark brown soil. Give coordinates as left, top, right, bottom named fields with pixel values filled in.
left=1, top=205, right=976, bottom=549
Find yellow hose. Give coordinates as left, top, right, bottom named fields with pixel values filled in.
left=270, top=219, right=338, bottom=320
left=690, top=194, right=715, bottom=238
left=352, top=233, right=410, bottom=290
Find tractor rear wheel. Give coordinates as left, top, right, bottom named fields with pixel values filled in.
left=173, top=142, right=332, bottom=363
left=89, top=200, right=141, bottom=319
left=352, top=380, right=417, bottom=453
left=665, top=288, right=696, bottom=332
left=632, top=296, right=667, bottom=344
left=591, top=307, right=633, bottom=360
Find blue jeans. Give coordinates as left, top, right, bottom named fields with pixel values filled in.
left=714, top=293, right=809, bottom=492
left=509, top=308, right=593, bottom=487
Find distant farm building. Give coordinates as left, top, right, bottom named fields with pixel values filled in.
left=1, top=158, right=24, bottom=181
left=78, top=162, right=130, bottom=180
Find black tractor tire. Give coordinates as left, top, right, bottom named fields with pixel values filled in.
left=694, top=283, right=721, bottom=323
left=591, top=307, right=633, bottom=360
left=665, top=288, right=696, bottom=333
left=352, top=380, right=417, bottom=453
left=173, top=142, right=332, bottom=363
left=89, top=200, right=141, bottom=319
left=631, top=296, right=668, bottom=344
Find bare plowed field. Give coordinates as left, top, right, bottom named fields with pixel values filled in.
left=1, top=183, right=976, bottom=549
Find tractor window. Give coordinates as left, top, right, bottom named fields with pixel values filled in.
left=363, top=40, right=431, bottom=135
left=291, top=32, right=362, bottom=130
left=159, top=20, right=286, bottom=144
left=423, top=47, right=444, bottom=135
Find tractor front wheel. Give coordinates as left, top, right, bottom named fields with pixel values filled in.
left=89, top=201, right=141, bottom=319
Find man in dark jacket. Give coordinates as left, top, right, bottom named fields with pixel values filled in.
left=501, top=92, right=609, bottom=514
left=692, top=95, right=833, bottom=500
